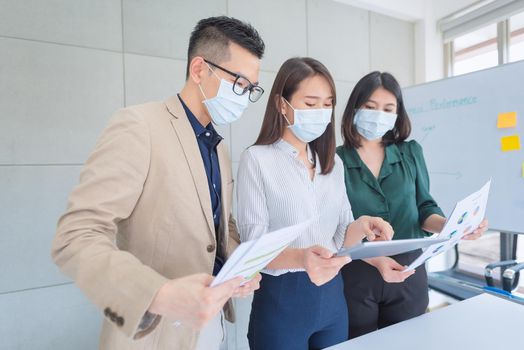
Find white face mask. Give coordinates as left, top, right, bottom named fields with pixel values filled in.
left=353, top=109, right=397, bottom=140
left=283, top=99, right=332, bottom=143
left=199, top=66, right=249, bottom=125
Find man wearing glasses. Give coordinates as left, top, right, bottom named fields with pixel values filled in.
left=51, top=16, right=265, bottom=350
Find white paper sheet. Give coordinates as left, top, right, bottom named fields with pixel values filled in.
left=404, top=180, right=491, bottom=271
left=211, top=218, right=314, bottom=287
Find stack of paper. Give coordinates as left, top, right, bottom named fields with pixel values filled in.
left=404, top=180, right=491, bottom=271
left=211, top=218, right=314, bottom=287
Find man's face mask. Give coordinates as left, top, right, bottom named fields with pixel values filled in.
left=198, top=62, right=249, bottom=126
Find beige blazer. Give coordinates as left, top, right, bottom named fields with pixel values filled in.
left=51, top=95, right=240, bottom=349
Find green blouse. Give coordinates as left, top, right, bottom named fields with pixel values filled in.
left=336, top=140, right=444, bottom=240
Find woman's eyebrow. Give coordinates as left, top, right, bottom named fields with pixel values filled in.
left=367, top=99, right=395, bottom=106
left=303, top=95, right=333, bottom=99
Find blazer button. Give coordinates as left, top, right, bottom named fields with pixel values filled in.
left=104, top=307, right=111, bottom=317
left=110, top=313, right=118, bottom=323
left=116, top=316, right=125, bottom=327
left=207, top=244, right=215, bottom=253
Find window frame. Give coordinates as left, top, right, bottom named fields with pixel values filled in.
left=445, top=19, right=510, bottom=78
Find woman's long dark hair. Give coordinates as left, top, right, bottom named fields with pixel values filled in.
left=341, top=71, right=411, bottom=148
left=255, top=57, right=336, bottom=175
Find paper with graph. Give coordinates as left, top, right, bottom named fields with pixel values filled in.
left=405, top=180, right=491, bottom=271
left=211, top=218, right=313, bottom=287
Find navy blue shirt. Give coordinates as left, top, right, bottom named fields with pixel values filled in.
left=178, top=95, right=224, bottom=275
left=178, top=95, right=223, bottom=230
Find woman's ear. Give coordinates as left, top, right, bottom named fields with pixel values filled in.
left=274, top=94, right=286, bottom=115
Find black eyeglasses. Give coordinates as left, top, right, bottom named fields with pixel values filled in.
left=204, top=59, right=264, bottom=102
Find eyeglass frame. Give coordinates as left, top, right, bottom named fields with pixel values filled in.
left=203, top=59, right=264, bottom=102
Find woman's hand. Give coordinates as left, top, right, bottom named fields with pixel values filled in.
left=232, top=273, right=262, bottom=298
left=462, top=218, right=489, bottom=240
left=344, top=215, right=394, bottom=247
left=366, top=257, right=415, bottom=283
left=302, top=245, right=351, bottom=286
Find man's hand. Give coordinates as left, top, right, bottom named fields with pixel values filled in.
left=302, top=245, right=351, bottom=286
left=148, top=273, right=243, bottom=330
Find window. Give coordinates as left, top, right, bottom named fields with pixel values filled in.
left=453, top=23, right=498, bottom=76
left=441, top=0, right=524, bottom=75
left=518, top=236, right=524, bottom=290
left=457, top=231, right=500, bottom=275
left=457, top=232, right=524, bottom=293
left=510, top=11, right=524, bottom=62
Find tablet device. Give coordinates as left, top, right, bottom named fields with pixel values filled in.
left=336, top=237, right=450, bottom=260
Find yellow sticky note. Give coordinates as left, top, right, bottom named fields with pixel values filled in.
left=501, top=135, right=521, bottom=152
left=497, top=112, right=517, bottom=128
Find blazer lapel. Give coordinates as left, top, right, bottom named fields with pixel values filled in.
left=165, top=95, right=215, bottom=238
left=217, top=142, right=232, bottom=231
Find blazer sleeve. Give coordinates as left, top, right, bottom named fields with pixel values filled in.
left=51, top=108, right=169, bottom=339
left=227, top=215, right=240, bottom=257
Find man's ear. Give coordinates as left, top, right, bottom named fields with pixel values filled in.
left=188, top=56, right=207, bottom=84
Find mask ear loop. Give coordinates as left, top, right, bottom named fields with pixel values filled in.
left=281, top=97, right=295, bottom=126
left=282, top=98, right=296, bottom=110
left=198, top=83, right=208, bottom=101
left=198, top=61, right=222, bottom=101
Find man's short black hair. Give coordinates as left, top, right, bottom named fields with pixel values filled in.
left=186, top=16, right=265, bottom=79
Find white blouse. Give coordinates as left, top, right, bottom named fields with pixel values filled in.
left=236, top=139, right=354, bottom=276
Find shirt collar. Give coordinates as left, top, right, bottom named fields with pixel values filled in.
left=177, top=94, right=221, bottom=140
left=275, top=139, right=321, bottom=175
left=340, top=143, right=402, bottom=169
left=380, top=143, right=402, bottom=180
left=385, top=143, right=402, bottom=164
left=275, top=139, right=314, bottom=162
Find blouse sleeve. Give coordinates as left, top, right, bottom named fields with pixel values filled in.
left=333, top=155, right=355, bottom=249
left=236, top=148, right=270, bottom=242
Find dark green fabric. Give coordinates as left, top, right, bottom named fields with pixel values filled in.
left=336, top=140, right=444, bottom=240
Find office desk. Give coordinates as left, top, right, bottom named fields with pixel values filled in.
left=325, top=293, right=524, bottom=350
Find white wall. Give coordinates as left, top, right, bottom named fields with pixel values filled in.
left=0, top=1, right=415, bottom=349
left=414, top=0, right=481, bottom=84
left=337, top=0, right=480, bottom=83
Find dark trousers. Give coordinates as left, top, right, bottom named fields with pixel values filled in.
left=248, top=271, right=348, bottom=350
left=341, top=250, right=429, bottom=339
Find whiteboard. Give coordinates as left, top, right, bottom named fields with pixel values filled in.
left=403, top=60, right=524, bottom=234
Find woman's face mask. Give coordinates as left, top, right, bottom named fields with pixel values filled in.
left=353, top=108, right=397, bottom=141
left=282, top=98, right=332, bottom=143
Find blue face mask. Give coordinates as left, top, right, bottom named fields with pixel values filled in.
left=199, top=66, right=249, bottom=126
left=353, top=109, right=397, bottom=140
left=283, top=99, right=332, bottom=143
